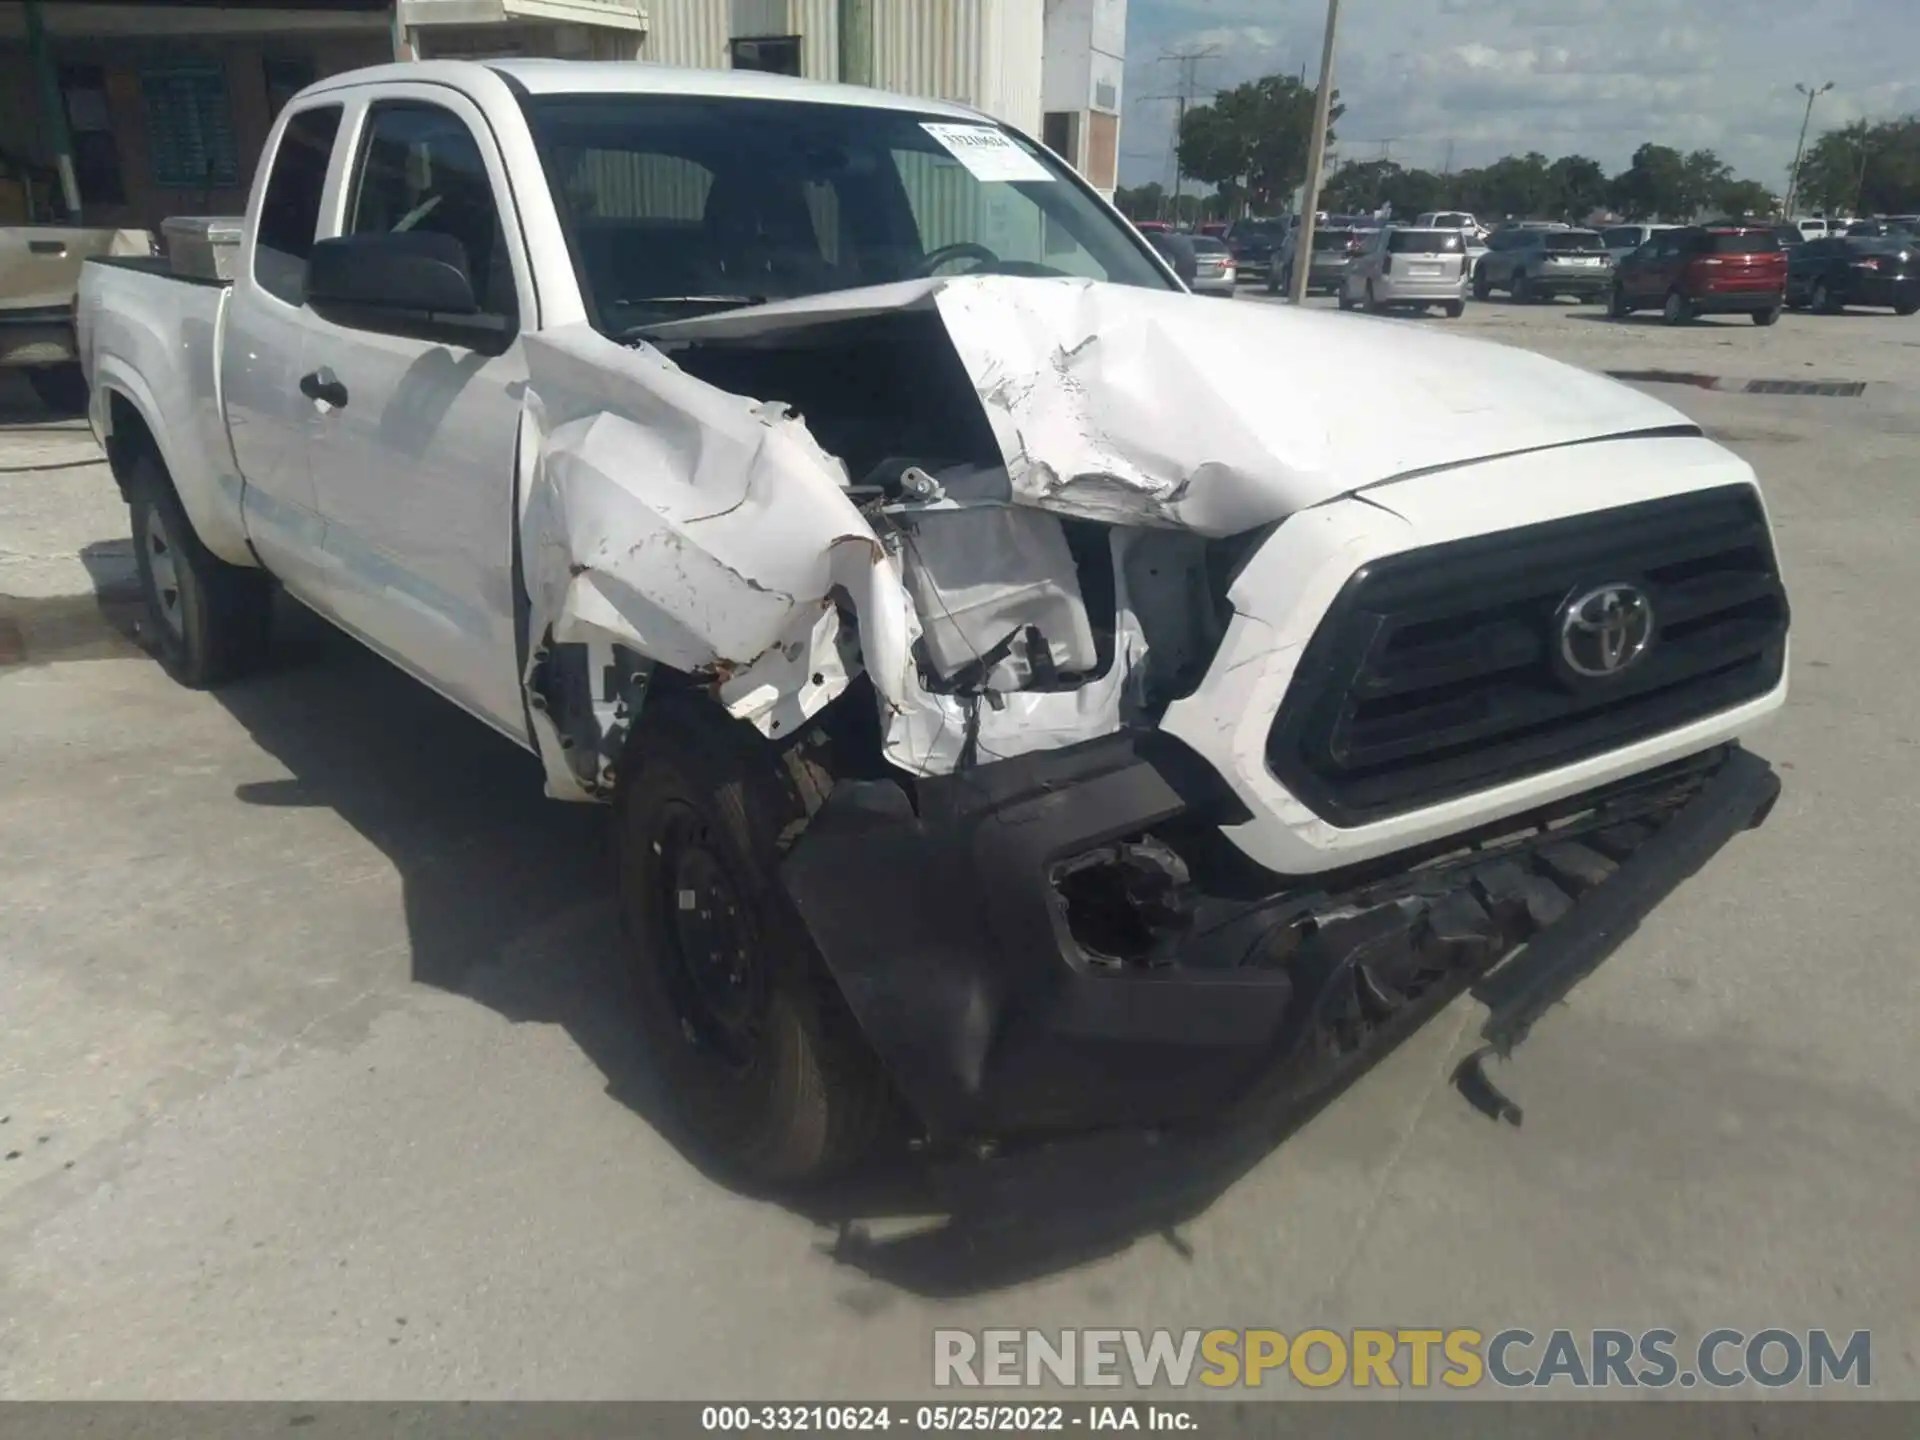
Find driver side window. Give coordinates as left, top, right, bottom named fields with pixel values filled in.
left=348, top=101, right=516, bottom=318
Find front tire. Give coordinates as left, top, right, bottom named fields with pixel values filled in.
left=1813, top=280, right=1840, bottom=314
left=1512, top=272, right=1533, bottom=304
left=1662, top=288, right=1692, bottom=325
left=1444, top=300, right=1465, bottom=319
left=128, top=454, right=272, bottom=688
left=1608, top=282, right=1632, bottom=319
left=614, top=699, right=890, bottom=1186
left=1472, top=266, right=1491, bottom=300
left=27, top=362, right=88, bottom=416
left=1896, top=298, right=1918, bottom=317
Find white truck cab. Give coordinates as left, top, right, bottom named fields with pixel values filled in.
left=77, top=60, right=1789, bottom=1192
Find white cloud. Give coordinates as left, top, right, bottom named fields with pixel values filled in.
left=1118, top=0, right=1920, bottom=190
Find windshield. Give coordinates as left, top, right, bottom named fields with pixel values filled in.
left=1388, top=229, right=1462, bottom=253
left=523, top=94, right=1172, bottom=333
left=1544, top=231, right=1604, bottom=251
left=1234, top=220, right=1282, bottom=238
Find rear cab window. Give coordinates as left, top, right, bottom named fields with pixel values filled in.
left=1543, top=231, right=1604, bottom=252
left=253, top=104, right=342, bottom=304
left=1706, top=230, right=1782, bottom=254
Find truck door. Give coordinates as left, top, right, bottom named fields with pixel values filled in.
left=300, top=89, right=533, bottom=744
left=223, top=100, right=344, bottom=593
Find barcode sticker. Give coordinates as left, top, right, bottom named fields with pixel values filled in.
left=920, top=123, right=1054, bottom=183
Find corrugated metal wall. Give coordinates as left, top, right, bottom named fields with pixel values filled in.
left=793, top=0, right=838, bottom=82
left=639, top=0, right=730, bottom=68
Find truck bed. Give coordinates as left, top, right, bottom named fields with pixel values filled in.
left=77, top=254, right=252, bottom=567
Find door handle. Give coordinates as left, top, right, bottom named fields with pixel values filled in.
left=299, top=368, right=348, bottom=409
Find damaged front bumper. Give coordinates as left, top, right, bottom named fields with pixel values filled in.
left=781, top=737, right=1781, bottom=1146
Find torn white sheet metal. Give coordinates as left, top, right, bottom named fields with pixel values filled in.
left=518, top=324, right=916, bottom=796
left=650, top=274, right=1694, bottom=537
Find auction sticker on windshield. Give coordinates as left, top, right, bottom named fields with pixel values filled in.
left=921, top=123, right=1054, bottom=183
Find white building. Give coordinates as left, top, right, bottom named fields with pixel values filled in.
left=1039, top=0, right=1124, bottom=199
left=402, top=0, right=1048, bottom=137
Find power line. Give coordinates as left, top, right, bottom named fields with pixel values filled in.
left=1154, top=45, right=1221, bottom=215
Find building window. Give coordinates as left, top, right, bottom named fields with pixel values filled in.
left=139, top=62, right=241, bottom=189
left=730, top=36, right=801, bottom=76
left=60, top=63, right=126, bottom=206
left=262, top=57, right=316, bottom=122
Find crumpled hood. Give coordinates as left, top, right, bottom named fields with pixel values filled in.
left=648, top=275, right=1695, bottom=537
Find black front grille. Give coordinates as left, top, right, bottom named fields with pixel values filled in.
left=1267, top=485, right=1789, bottom=825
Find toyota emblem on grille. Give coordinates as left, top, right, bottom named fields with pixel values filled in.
left=1558, top=583, right=1654, bottom=678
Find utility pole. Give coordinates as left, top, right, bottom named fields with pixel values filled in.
left=1442, top=138, right=1455, bottom=176
left=1156, top=45, right=1219, bottom=226
left=1783, top=80, right=1832, bottom=218
left=1853, top=130, right=1873, bottom=215
left=1289, top=0, right=1343, bottom=303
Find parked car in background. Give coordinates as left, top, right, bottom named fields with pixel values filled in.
left=1, top=224, right=155, bottom=412
left=1135, top=219, right=1171, bottom=234
left=1197, top=221, right=1228, bottom=239
left=1772, top=223, right=1806, bottom=251
left=1142, top=227, right=1197, bottom=286
left=1223, top=217, right=1283, bottom=281
left=1609, top=225, right=1786, bottom=325
left=1414, top=210, right=1480, bottom=234
left=1474, top=227, right=1613, bottom=302
left=1188, top=235, right=1238, bottom=296
left=1786, top=234, right=1919, bottom=314
left=1340, top=226, right=1468, bottom=316
left=1273, top=224, right=1367, bottom=295
left=1844, top=218, right=1916, bottom=239
left=1600, top=223, right=1677, bottom=263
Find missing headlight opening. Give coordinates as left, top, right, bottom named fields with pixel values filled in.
left=1053, top=837, right=1198, bottom=966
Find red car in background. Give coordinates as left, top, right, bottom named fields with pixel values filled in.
left=1609, top=225, right=1788, bottom=325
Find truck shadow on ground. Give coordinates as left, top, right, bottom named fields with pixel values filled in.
left=195, top=600, right=1410, bottom=1298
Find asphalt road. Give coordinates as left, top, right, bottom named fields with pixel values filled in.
left=2, top=294, right=1917, bottom=1400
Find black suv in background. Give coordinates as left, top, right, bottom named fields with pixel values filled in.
left=1224, top=217, right=1283, bottom=281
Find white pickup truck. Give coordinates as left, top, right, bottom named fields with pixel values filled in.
left=78, top=59, right=1789, bottom=1188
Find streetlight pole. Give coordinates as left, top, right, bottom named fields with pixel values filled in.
left=1783, top=80, right=1832, bottom=218
left=1288, top=0, right=1343, bottom=303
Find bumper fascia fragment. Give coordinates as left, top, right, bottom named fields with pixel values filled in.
left=781, top=737, right=1781, bottom=1150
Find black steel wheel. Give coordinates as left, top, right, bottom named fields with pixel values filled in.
left=614, top=698, right=890, bottom=1185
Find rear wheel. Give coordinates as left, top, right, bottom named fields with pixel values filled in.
left=1753, top=302, right=1781, bottom=326
left=1266, top=266, right=1281, bottom=296
left=614, top=699, right=891, bottom=1186
left=1472, top=266, right=1491, bottom=300
left=128, top=454, right=273, bottom=688
left=1662, top=288, right=1692, bottom=325
left=1443, top=300, right=1465, bottom=319
left=1896, top=298, right=1919, bottom=317
left=1812, top=279, right=1839, bottom=314
left=1512, top=272, right=1533, bottom=303
left=1608, top=282, right=1632, bottom=319
left=27, top=362, right=88, bottom=416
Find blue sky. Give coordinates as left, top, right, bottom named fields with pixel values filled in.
left=1119, top=0, right=1920, bottom=192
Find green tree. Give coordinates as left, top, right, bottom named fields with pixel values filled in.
left=1547, top=154, right=1609, bottom=221
left=1113, top=181, right=1167, bottom=221
left=1177, top=74, right=1344, bottom=213
left=1459, top=152, right=1555, bottom=219
left=1796, top=116, right=1920, bottom=215
left=1610, top=143, right=1689, bottom=219
left=1714, top=178, right=1777, bottom=220
left=1679, top=149, right=1734, bottom=217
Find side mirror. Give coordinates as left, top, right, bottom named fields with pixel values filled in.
left=305, top=231, right=511, bottom=352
